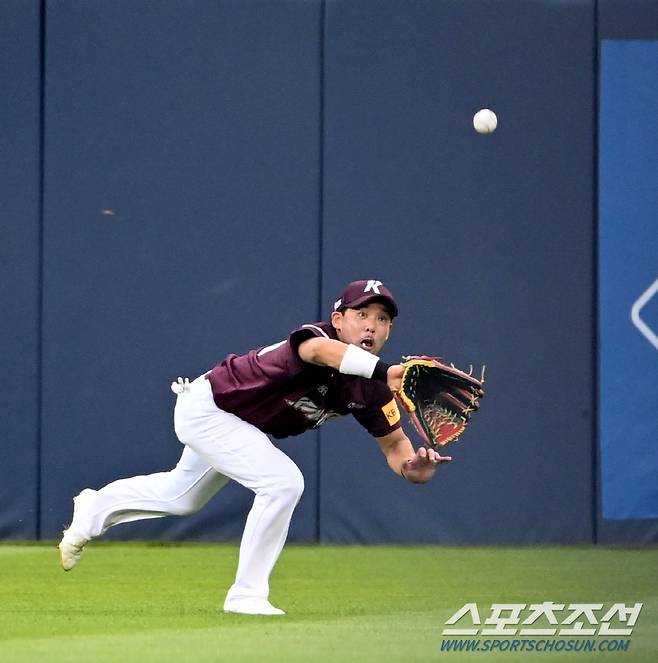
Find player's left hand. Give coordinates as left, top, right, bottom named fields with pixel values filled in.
left=386, top=364, right=405, bottom=393
left=402, top=446, right=452, bottom=484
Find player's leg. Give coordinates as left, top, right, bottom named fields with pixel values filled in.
left=223, top=443, right=304, bottom=613
left=174, top=376, right=304, bottom=615
left=59, top=445, right=228, bottom=570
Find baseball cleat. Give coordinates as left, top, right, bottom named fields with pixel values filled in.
left=58, top=488, right=94, bottom=571
left=223, top=598, right=286, bottom=616
left=58, top=536, right=86, bottom=571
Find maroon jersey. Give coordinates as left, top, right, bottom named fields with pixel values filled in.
left=206, top=322, right=402, bottom=439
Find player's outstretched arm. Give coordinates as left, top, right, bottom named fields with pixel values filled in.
left=298, top=337, right=403, bottom=393
left=297, top=337, right=350, bottom=369
left=376, top=428, right=452, bottom=484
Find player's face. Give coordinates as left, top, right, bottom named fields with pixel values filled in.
left=332, top=303, right=393, bottom=354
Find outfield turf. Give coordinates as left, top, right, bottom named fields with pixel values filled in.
left=0, top=544, right=656, bottom=662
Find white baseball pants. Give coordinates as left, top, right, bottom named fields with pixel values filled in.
left=74, top=375, right=304, bottom=603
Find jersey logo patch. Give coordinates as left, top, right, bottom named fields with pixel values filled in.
left=285, top=397, right=339, bottom=428
left=381, top=398, right=401, bottom=426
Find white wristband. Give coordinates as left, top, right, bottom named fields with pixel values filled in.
left=339, top=343, right=380, bottom=379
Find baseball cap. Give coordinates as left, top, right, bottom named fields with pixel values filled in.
left=333, top=279, right=398, bottom=318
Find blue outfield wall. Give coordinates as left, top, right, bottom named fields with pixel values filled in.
left=0, top=1, right=41, bottom=539
left=319, top=0, right=595, bottom=543
left=597, top=1, right=658, bottom=543
left=39, top=0, right=322, bottom=542
left=0, top=0, right=655, bottom=544
left=599, top=41, right=658, bottom=522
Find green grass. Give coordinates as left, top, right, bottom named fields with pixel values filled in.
left=0, top=544, right=656, bottom=662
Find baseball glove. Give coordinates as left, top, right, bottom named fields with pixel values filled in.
left=395, top=356, right=485, bottom=447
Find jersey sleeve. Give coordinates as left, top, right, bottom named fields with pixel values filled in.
left=351, top=380, right=403, bottom=438
left=287, top=322, right=333, bottom=361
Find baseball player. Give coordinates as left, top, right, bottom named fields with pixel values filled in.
left=59, top=279, right=452, bottom=615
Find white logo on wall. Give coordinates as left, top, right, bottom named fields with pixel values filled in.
left=631, top=276, right=658, bottom=351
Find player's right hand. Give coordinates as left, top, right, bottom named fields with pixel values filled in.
left=170, top=377, right=191, bottom=394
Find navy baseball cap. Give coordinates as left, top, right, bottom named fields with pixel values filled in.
left=333, top=279, right=398, bottom=318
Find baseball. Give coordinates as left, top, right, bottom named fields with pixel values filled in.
left=473, top=108, right=497, bottom=134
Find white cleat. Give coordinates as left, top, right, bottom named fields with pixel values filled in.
left=58, top=488, right=95, bottom=571
left=223, top=598, right=286, bottom=616
left=58, top=536, right=86, bottom=571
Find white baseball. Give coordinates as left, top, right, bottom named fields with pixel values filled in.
left=473, top=108, right=497, bottom=134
